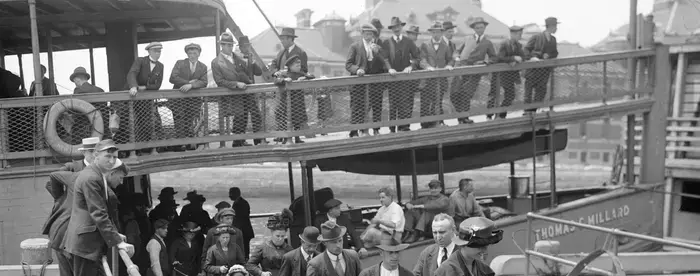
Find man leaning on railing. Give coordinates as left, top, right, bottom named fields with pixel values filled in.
left=486, top=25, right=526, bottom=120
left=523, top=17, right=560, bottom=112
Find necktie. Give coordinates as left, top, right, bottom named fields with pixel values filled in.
left=190, top=62, right=196, bottom=77
left=440, top=247, right=448, bottom=265
left=306, top=253, right=312, bottom=262
left=281, top=49, right=288, bottom=68
left=334, top=255, right=344, bottom=276
left=476, top=36, right=482, bottom=44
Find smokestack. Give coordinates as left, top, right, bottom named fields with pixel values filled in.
left=295, top=9, right=314, bottom=28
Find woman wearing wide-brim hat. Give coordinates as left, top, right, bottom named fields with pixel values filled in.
left=434, top=217, right=503, bottom=276
left=170, top=221, right=203, bottom=276
left=245, top=209, right=294, bottom=276
left=203, top=225, right=246, bottom=276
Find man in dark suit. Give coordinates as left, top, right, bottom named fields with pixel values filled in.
left=169, top=43, right=208, bottom=150
left=454, top=17, right=496, bottom=124
left=307, top=221, right=362, bottom=276
left=345, top=24, right=391, bottom=138
left=62, top=139, right=135, bottom=276
left=71, top=67, right=105, bottom=94
left=59, top=137, right=99, bottom=172
left=359, top=238, right=414, bottom=276
left=229, top=187, right=254, bottom=258
left=419, top=22, right=454, bottom=129
left=278, top=226, right=321, bottom=276
left=29, top=64, right=59, bottom=96
left=487, top=25, right=525, bottom=120
left=238, top=35, right=269, bottom=145
left=412, top=214, right=458, bottom=276
left=212, top=32, right=265, bottom=147
left=124, top=42, right=165, bottom=153
left=43, top=171, right=79, bottom=276
left=270, top=28, right=309, bottom=75
left=315, top=199, right=365, bottom=257
left=523, top=17, right=559, bottom=112
left=383, top=17, right=420, bottom=133
left=0, top=67, right=25, bottom=98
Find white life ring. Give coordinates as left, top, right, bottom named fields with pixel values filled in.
left=44, top=98, right=104, bottom=157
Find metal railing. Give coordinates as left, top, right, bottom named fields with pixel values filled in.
left=524, top=212, right=700, bottom=276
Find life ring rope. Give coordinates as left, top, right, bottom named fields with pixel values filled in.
left=44, top=98, right=104, bottom=157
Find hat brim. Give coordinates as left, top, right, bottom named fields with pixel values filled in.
left=280, top=34, right=298, bottom=38
left=318, top=226, right=347, bottom=241
left=428, top=28, right=444, bottom=32
left=219, top=41, right=235, bottom=45
left=146, top=46, right=163, bottom=51
left=185, top=46, right=201, bottom=53
left=376, top=243, right=410, bottom=252
left=444, top=26, right=457, bottom=30
left=298, top=234, right=321, bottom=244
left=77, top=145, right=96, bottom=151
left=469, top=21, right=489, bottom=28
left=452, top=230, right=502, bottom=246
left=388, top=23, right=406, bottom=29
left=69, top=72, right=91, bottom=82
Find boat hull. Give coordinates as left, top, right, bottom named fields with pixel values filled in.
left=359, top=183, right=665, bottom=267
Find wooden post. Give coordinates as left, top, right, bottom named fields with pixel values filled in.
left=664, top=52, right=686, bottom=238
left=640, top=45, right=670, bottom=184
left=215, top=9, right=225, bottom=148
left=625, top=0, right=639, bottom=185
left=28, top=0, right=43, bottom=97
left=17, top=54, right=26, bottom=91
left=89, top=42, right=96, bottom=85
left=410, top=149, right=418, bottom=200
left=46, top=27, right=55, bottom=95
left=0, top=39, right=5, bottom=68
left=437, top=144, right=444, bottom=193
left=288, top=162, right=295, bottom=202
left=395, top=175, right=402, bottom=203
left=300, top=161, right=313, bottom=227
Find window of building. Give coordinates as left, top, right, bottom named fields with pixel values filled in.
left=579, top=122, right=587, bottom=137
left=590, top=152, right=601, bottom=160
left=603, top=152, right=611, bottom=163
left=680, top=181, right=700, bottom=214
left=580, top=151, right=587, bottom=163
left=568, top=151, right=578, bottom=160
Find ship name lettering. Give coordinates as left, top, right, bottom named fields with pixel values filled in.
left=533, top=205, right=630, bottom=241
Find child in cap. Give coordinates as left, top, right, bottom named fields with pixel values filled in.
left=273, top=55, right=315, bottom=144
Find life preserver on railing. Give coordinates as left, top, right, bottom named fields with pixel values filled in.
left=44, top=98, right=104, bottom=157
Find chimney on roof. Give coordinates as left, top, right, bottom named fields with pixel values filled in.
left=472, top=0, right=482, bottom=9
left=314, top=12, right=347, bottom=54
left=295, top=9, right=314, bottom=28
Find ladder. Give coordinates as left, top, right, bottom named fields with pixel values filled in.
left=529, top=111, right=557, bottom=211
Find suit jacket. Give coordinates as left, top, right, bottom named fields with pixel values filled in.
left=524, top=32, right=559, bottom=60
left=73, top=82, right=105, bottom=94
left=62, top=164, right=122, bottom=261
left=458, top=35, right=496, bottom=66
left=211, top=52, right=261, bottom=90
left=307, top=250, right=361, bottom=276
left=203, top=243, right=246, bottom=276
left=169, top=59, right=208, bottom=89
left=278, top=247, right=319, bottom=276
left=126, top=56, right=164, bottom=90
left=314, top=214, right=362, bottom=251
left=496, top=39, right=525, bottom=64
left=345, top=40, right=391, bottom=75
left=360, top=264, right=414, bottom=276
left=271, top=45, right=309, bottom=74
left=232, top=197, right=254, bottom=240
left=29, top=77, right=59, bottom=96
left=169, top=237, right=202, bottom=276
left=412, top=244, right=458, bottom=276
left=42, top=171, right=79, bottom=251
left=420, top=39, right=454, bottom=69
left=433, top=252, right=494, bottom=276
left=382, top=35, right=421, bottom=71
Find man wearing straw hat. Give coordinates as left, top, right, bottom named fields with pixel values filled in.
left=63, top=139, right=134, bottom=276
left=358, top=238, right=414, bottom=276
left=523, top=17, right=560, bottom=112
left=434, top=217, right=503, bottom=276
left=59, top=136, right=100, bottom=172
left=279, top=226, right=321, bottom=276
left=308, top=221, right=362, bottom=276
left=71, top=67, right=105, bottom=94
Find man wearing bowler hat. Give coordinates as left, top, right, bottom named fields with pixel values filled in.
left=59, top=137, right=100, bottom=172
left=278, top=226, right=321, bottom=276
left=308, top=221, right=362, bottom=276
left=211, top=32, right=266, bottom=146
left=71, top=67, right=105, bottom=94
left=383, top=16, right=420, bottom=133
left=487, top=25, right=525, bottom=120
left=359, top=238, right=414, bottom=276
left=271, top=28, right=308, bottom=76
left=434, top=217, right=503, bottom=276
left=169, top=43, right=208, bottom=150
left=523, top=17, right=560, bottom=112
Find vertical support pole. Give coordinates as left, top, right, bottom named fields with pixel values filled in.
left=300, top=161, right=312, bottom=227
left=626, top=0, right=638, bottom=186
left=89, top=42, right=96, bottom=85
left=46, top=27, right=55, bottom=95
left=111, top=247, right=119, bottom=276
left=664, top=53, right=686, bottom=238
left=510, top=161, right=515, bottom=176
left=437, top=143, right=444, bottom=193
left=612, top=235, right=619, bottom=256
left=395, top=175, right=402, bottom=203
left=530, top=114, right=538, bottom=212
left=548, top=117, right=557, bottom=208
left=410, top=149, right=418, bottom=200
left=28, top=0, right=43, bottom=97
left=0, top=39, right=4, bottom=68
left=287, top=162, right=295, bottom=202
left=215, top=9, right=225, bottom=148
left=17, top=54, right=26, bottom=91
left=306, top=162, right=315, bottom=222
left=640, top=45, right=671, bottom=184
left=525, top=215, right=532, bottom=276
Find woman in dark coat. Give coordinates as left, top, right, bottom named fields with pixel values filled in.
left=245, top=209, right=294, bottom=276
left=170, top=221, right=202, bottom=276
left=203, top=224, right=245, bottom=276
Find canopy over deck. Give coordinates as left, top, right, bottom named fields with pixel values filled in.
left=0, top=0, right=237, bottom=55
left=313, top=129, right=568, bottom=175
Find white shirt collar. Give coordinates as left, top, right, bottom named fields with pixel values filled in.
left=327, top=213, right=337, bottom=223
left=437, top=242, right=456, bottom=267
left=380, top=263, right=399, bottom=276
left=326, top=250, right=343, bottom=261
left=300, top=247, right=312, bottom=260
left=83, top=159, right=90, bottom=167
left=394, top=34, right=403, bottom=41
left=287, top=44, right=296, bottom=53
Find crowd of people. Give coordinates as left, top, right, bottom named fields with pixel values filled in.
left=43, top=135, right=499, bottom=276
left=2, top=15, right=560, bottom=155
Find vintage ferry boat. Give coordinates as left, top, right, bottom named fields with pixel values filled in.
left=1, top=0, right=698, bottom=275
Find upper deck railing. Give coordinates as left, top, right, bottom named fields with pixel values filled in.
left=0, top=48, right=658, bottom=166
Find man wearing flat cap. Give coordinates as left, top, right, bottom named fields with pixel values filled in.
left=278, top=226, right=321, bottom=276
left=315, top=199, right=364, bottom=256
left=434, top=217, right=503, bottom=276
left=523, top=17, right=560, bottom=112
left=487, top=25, right=525, bottom=120
left=307, top=221, right=362, bottom=276
left=212, top=32, right=267, bottom=147
left=345, top=23, right=391, bottom=138
left=123, top=42, right=165, bottom=154
left=359, top=238, right=414, bottom=276
left=169, top=43, right=208, bottom=150
left=62, top=139, right=134, bottom=276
